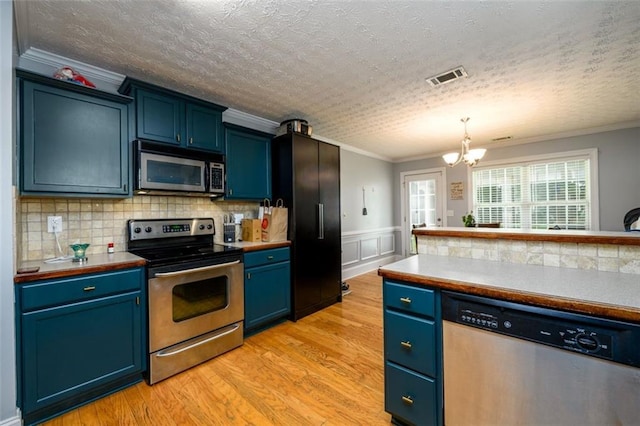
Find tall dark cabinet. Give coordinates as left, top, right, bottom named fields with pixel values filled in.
left=271, top=132, right=342, bottom=321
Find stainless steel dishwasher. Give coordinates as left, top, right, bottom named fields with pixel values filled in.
left=442, top=291, right=640, bottom=425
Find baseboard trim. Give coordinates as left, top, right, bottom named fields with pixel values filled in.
left=341, top=255, right=402, bottom=280
left=0, top=410, right=22, bottom=426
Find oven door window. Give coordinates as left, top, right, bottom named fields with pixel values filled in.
left=172, top=276, right=228, bottom=322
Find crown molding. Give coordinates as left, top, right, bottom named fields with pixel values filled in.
left=313, top=134, right=393, bottom=162
left=222, top=109, right=279, bottom=135
left=18, top=47, right=125, bottom=91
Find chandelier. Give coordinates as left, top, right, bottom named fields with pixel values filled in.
left=442, top=117, right=486, bottom=167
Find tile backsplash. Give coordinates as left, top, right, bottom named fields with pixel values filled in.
left=417, top=236, right=640, bottom=275
left=17, top=196, right=260, bottom=261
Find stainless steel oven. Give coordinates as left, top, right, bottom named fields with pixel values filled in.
left=127, top=218, right=244, bottom=384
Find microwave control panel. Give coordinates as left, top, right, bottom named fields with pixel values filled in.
left=210, top=163, right=224, bottom=193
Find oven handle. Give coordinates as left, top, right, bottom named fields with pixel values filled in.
left=155, top=324, right=240, bottom=357
left=154, top=260, right=241, bottom=277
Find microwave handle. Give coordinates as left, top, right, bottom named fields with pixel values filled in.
left=204, top=163, right=210, bottom=192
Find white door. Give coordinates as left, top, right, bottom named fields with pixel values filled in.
left=401, top=170, right=444, bottom=255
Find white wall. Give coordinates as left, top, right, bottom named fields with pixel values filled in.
left=0, top=0, right=19, bottom=424
left=340, top=149, right=400, bottom=278
left=340, top=149, right=394, bottom=233
left=395, top=127, right=640, bottom=232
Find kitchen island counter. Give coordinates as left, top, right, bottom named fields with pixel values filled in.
left=413, top=226, right=640, bottom=246
left=225, top=240, right=291, bottom=252
left=14, top=252, right=146, bottom=283
left=378, top=254, right=640, bottom=323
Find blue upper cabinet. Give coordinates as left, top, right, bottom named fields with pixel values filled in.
left=186, top=103, right=225, bottom=152
left=135, top=89, right=182, bottom=145
left=17, top=70, right=132, bottom=197
left=224, top=123, right=272, bottom=200
left=119, top=78, right=226, bottom=154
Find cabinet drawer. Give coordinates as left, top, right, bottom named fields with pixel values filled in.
left=20, top=268, right=143, bottom=312
left=244, top=247, right=290, bottom=268
left=384, top=310, right=436, bottom=377
left=384, top=281, right=435, bottom=317
left=385, top=361, right=437, bottom=426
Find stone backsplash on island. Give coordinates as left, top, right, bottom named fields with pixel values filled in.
left=417, top=235, right=640, bottom=275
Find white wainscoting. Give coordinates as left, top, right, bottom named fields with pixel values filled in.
left=341, top=227, right=402, bottom=280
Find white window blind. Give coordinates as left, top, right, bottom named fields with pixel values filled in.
left=472, top=155, right=592, bottom=230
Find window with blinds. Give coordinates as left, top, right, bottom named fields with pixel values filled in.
left=472, top=153, right=593, bottom=230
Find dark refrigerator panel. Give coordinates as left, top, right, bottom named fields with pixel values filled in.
left=317, top=141, right=341, bottom=303
left=272, top=132, right=342, bottom=321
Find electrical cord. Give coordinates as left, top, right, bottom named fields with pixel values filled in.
left=45, top=225, right=73, bottom=263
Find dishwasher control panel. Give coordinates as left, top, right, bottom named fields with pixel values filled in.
left=457, top=305, right=613, bottom=359
left=442, top=291, right=640, bottom=368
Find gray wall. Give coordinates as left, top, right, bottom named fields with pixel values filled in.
left=1, top=1, right=18, bottom=424
left=394, top=127, right=640, bottom=231
left=340, top=149, right=395, bottom=233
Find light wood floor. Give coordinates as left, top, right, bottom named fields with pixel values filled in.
left=43, top=270, right=390, bottom=426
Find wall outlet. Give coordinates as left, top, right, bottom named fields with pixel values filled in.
left=47, top=216, right=62, bottom=233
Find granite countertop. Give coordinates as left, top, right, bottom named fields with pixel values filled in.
left=14, top=241, right=291, bottom=283
left=378, top=254, right=640, bottom=323
left=14, top=252, right=147, bottom=284
left=413, top=227, right=640, bottom=246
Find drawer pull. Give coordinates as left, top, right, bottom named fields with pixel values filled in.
left=400, top=297, right=412, bottom=304
left=400, top=340, right=412, bottom=349
left=402, top=395, right=414, bottom=405
left=83, top=286, right=96, bottom=292
left=267, top=255, right=274, bottom=260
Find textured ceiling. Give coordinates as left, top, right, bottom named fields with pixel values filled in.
left=13, top=0, right=640, bottom=161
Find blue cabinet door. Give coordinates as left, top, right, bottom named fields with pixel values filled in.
left=136, top=89, right=182, bottom=145
left=20, top=78, right=130, bottom=196
left=186, top=103, right=224, bottom=153
left=120, top=77, right=226, bottom=153
left=244, top=261, right=291, bottom=332
left=21, top=291, right=142, bottom=414
left=225, top=124, right=272, bottom=200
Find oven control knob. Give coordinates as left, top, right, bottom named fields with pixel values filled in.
left=199, top=224, right=205, bottom=230
left=134, top=227, right=141, bottom=234
left=207, top=224, right=213, bottom=230
left=145, top=226, right=152, bottom=233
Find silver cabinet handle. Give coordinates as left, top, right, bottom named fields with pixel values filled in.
left=189, top=137, right=193, bottom=145
left=176, top=133, right=181, bottom=142
left=155, top=260, right=240, bottom=277
left=83, top=286, right=96, bottom=292
left=400, top=297, right=412, bottom=304
left=402, top=395, right=414, bottom=405
left=400, top=341, right=412, bottom=349
left=318, top=203, right=324, bottom=239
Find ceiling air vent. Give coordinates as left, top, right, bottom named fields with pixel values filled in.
left=426, top=66, right=468, bottom=87
left=492, top=136, right=513, bottom=142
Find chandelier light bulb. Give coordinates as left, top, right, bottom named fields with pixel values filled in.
left=442, top=117, right=486, bottom=168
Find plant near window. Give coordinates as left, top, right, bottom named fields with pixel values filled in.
left=462, top=211, right=476, bottom=227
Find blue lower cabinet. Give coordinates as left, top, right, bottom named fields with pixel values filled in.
left=16, top=268, right=146, bottom=425
left=383, top=279, right=442, bottom=426
left=244, top=247, right=291, bottom=334
left=384, top=310, right=436, bottom=377
left=385, top=361, right=437, bottom=426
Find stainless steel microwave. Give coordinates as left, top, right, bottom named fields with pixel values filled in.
left=134, top=140, right=225, bottom=197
